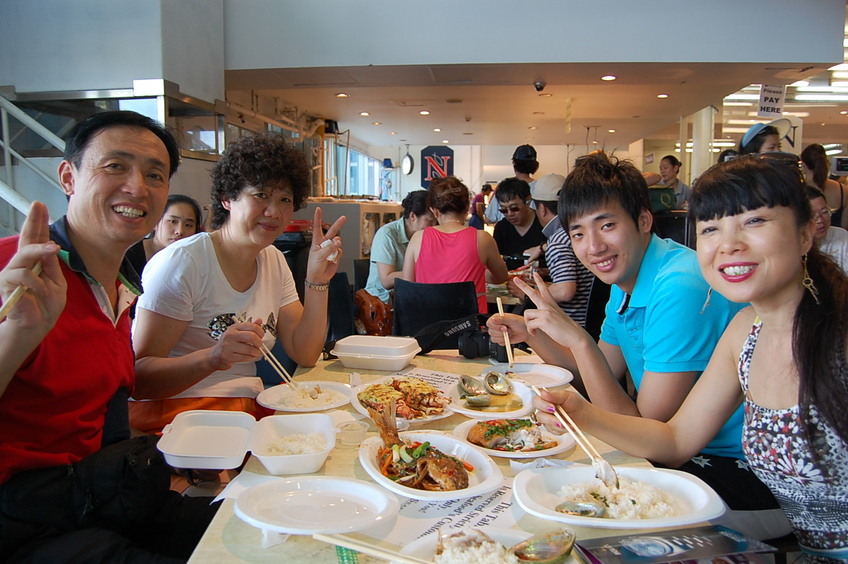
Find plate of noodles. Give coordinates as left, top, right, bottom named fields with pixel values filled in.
left=513, top=464, right=725, bottom=529
left=256, top=381, right=351, bottom=412
left=350, top=377, right=453, bottom=423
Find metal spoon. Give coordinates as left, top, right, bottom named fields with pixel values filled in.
left=554, top=499, right=607, bottom=518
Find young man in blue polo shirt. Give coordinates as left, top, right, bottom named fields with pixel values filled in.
left=489, top=152, right=788, bottom=537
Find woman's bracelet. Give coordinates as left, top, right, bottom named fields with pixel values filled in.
left=304, top=279, right=330, bottom=291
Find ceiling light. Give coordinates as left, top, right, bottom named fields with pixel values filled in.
left=528, top=126, right=537, bottom=130
left=372, top=122, right=381, bottom=126
left=781, top=111, right=809, bottom=117
left=794, top=85, right=848, bottom=92
left=359, top=111, right=370, bottom=116
left=795, top=94, right=848, bottom=101
left=827, top=149, right=842, bottom=156
left=723, top=102, right=754, bottom=107
left=711, top=141, right=737, bottom=147
left=841, top=110, right=848, bottom=115
left=532, top=111, right=545, bottom=115
left=657, top=94, right=669, bottom=99
left=727, top=119, right=760, bottom=125
left=442, top=139, right=450, bottom=144
left=433, top=128, right=441, bottom=132
left=601, top=75, right=616, bottom=81
left=724, top=93, right=760, bottom=101
left=824, top=144, right=841, bottom=149
left=390, top=131, right=397, bottom=135
left=790, top=80, right=810, bottom=87
left=538, top=93, right=553, bottom=97
left=828, top=63, right=848, bottom=71
left=419, top=110, right=430, bottom=116
left=335, top=92, right=349, bottom=98
left=608, top=129, right=616, bottom=133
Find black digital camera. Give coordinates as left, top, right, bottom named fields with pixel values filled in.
left=457, top=327, right=510, bottom=362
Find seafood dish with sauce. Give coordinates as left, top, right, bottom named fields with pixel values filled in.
left=357, top=376, right=450, bottom=419
left=467, top=419, right=558, bottom=453
left=366, top=402, right=470, bottom=491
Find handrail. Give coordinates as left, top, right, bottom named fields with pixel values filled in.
left=0, top=94, right=65, bottom=150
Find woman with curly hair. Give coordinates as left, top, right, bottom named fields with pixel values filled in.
left=402, top=176, right=507, bottom=313
left=130, top=134, right=344, bottom=433
left=530, top=155, right=848, bottom=560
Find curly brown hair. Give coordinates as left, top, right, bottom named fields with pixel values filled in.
left=426, top=176, right=470, bottom=214
left=210, top=134, right=309, bottom=229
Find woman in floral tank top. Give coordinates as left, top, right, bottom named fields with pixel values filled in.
left=532, top=155, right=848, bottom=561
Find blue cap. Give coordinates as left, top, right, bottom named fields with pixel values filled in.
left=740, top=118, right=791, bottom=150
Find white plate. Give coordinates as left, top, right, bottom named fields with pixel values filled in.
left=513, top=465, right=726, bottom=529
left=234, top=476, right=399, bottom=535
left=452, top=419, right=576, bottom=459
left=484, top=363, right=574, bottom=388
left=447, top=380, right=534, bottom=419
left=256, top=381, right=351, bottom=412
left=350, top=380, right=453, bottom=423
left=398, top=527, right=531, bottom=563
left=358, top=431, right=504, bottom=500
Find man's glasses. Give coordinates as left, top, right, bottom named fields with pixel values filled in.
left=813, top=207, right=833, bottom=220
left=498, top=202, right=529, bottom=214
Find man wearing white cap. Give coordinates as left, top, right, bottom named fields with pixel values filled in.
left=527, top=173, right=596, bottom=333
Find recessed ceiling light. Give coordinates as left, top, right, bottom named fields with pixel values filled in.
left=372, top=122, right=381, bottom=126
left=433, top=128, right=441, bottom=132
left=608, top=129, right=616, bottom=133
left=538, top=93, right=553, bottom=98
left=419, top=110, right=430, bottom=116
left=359, top=111, right=370, bottom=117
left=335, top=92, right=349, bottom=98
left=790, top=80, right=810, bottom=87
left=442, top=139, right=450, bottom=144
left=528, top=126, right=537, bottom=130
left=601, top=75, right=616, bottom=81
left=657, top=94, right=669, bottom=99
left=841, top=110, right=848, bottom=115
left=390, top=131, right=397, bottom=135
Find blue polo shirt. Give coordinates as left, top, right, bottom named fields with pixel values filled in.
left=600, top=235, right=746, bottom=458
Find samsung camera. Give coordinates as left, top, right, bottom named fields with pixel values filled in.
left=457, top=327, right=510, bottom=362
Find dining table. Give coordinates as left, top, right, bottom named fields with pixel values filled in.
left=186, top=350, right=676, bottom=564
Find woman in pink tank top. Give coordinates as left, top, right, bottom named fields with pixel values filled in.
left=402, top=176, right=508, bottom=312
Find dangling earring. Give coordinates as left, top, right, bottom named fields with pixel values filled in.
left=801, top=254, right=820, bottom=305
left=700, top=287, right=712, bottom=314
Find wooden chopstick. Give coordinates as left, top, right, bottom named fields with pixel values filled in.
left=258, top=342, right=300, bottom=391
left=495, top=297, right=514, bottom=368
left=0, top=261, right=43, bottom=323
left=530, top=385, right=598, bottom=462
left=313, top=533, right=431, bottom=564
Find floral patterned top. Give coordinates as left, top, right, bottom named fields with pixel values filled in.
left=738, top=318, right=848, bottom=562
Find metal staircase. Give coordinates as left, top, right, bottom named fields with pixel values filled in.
left=0, top=93, right=66, bottom=235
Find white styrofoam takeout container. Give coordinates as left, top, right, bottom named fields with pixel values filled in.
left=157, top=410, right=335, bottom=474
left=331, top=335, right=421, bottom=371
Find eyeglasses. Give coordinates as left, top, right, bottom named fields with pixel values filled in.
left=498, top=202, right=529, bottom=214
left=813, top=207, right=833, bottom=220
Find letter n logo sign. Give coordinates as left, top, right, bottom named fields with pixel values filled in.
left=420, top=145, right=454, bottom=187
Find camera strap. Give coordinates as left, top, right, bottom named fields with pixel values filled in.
left=413, top=314, right=485, bottom=355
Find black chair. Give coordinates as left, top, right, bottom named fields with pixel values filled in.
left=392, top=279, right=479, bottom=349
left=654, top=211, right=695, bottom=249
left=584, top=277, right=611, bottom=342
left=353, top=258, right=370, bottom=292
left=326, top=271, right=355, bottom=344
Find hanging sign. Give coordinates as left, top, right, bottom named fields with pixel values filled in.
left=757, top=84, right=786, bottom=118
left=420, top=145, right=454, bottom=188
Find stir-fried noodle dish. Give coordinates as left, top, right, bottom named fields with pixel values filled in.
left=358, top=377, right=450, bottom=419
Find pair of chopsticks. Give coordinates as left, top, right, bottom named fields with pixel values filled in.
left=313, top=533, right=430, bottom=564
left=530, top=385, right=603, bottom=463
left=495, top=296, right=514, bottom=368
left=258, top=342, right=300, bottom=391
left=0, top=261, right=43, bottom=324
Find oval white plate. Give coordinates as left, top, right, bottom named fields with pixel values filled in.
left=358, top=431, right=504, bottom=500
left=484, top=363, right=574, bottom=388
left=256, top=381, right=351, bottom=412
left=397, top=527, right=531, bottom=563
left=447, top=380, right=534, bottom=419
left=234, top=476, right=400, bottom=535
left=513, top=465, right=726, bottom=529
left=452, top=419, right=576, bottom=459
left=350, top=380, right=453, bottom=423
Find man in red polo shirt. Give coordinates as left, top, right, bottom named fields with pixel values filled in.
left=0, top=111, right=218, bottom=562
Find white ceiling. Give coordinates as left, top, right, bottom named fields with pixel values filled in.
left=226, top=60, right=844, bottom=151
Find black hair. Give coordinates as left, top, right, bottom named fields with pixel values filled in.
left=427, top=176, right=470, bottom=214
left=691, top=155, right=848, bottom=450
left=210, top=134, right=309, bottom=229
left=558, top=152, right=650, bottom=230
left=661, top=155, right=681, bottom=168
left=512, top=158, right=540, bottom=175
left=401, top=190, right=429, bottom=219
left=481, top=183, right=493, bottom=193
left=64, top=110, right=180, bottom=178
left=495, top=177, right=531, bottom=203
left=738, top=125, right=779, bottom=155
left=800, top=143, right=830, bottom=188
left=717, top=149, right=739, bottom=163
left=804, top=185, right=826, bottom=202
left=163, top=194, right=203, bottom=230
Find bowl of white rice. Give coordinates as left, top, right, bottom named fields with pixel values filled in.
left=251, top=413, right=336, bottom=475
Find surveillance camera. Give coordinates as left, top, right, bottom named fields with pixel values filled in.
left=534, top=81, right=547, bottom=92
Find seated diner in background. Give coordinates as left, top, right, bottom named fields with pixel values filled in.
left=125, top=193, right=202, bottom=277
left=364, top=190, right=435, bottom=303
left=492, top=177, right=547, bottom=270
left=130, top=133, right=344, bottom=434
left=0, top=110, right=218, bottom=561
left=402, top=175, right=508, bottom=314
left=532, top=154, right=848, bottom=561
left=806, top=185, right=848, bottom=275
left=488, top=152, right=788, bottom=538
left=468, top=183, right=492, bottom=230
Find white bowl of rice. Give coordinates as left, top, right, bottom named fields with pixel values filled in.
left=251, top=414, right=336, bottom=475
